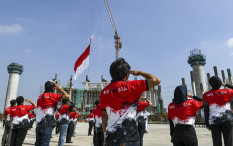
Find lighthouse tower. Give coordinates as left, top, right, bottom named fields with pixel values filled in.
left=4, top=62, right=24, bottom=109
left=188, top=49, right=207, bottom=98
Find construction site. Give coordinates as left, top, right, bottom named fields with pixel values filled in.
left=59, top=75, right=164, bottom=121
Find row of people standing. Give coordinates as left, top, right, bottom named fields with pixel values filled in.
left=2, top=96, right=37, bottom=146
left=1, top=80, right=74, bottom=146
left=168, top=76, right=233, bottom=146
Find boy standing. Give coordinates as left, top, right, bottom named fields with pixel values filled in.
left=35, top=80, right=69, bottom=146
left=100, top=58, right=161, bottom=146
left=10, top=96, right=36, bottom=146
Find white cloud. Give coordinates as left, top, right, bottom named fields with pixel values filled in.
left=227, top=38, right=233, bottom=48
left=0, top=24, right=23, bottom=35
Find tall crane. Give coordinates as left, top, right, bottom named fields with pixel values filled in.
left=104, top=0, right=122, bottom=60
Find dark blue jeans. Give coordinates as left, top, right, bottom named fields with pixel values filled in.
left=35, top=125, right=53, bottom=146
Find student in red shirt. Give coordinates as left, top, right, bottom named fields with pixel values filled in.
left=55, top=111, right=60, bottom=134
left=87, top=110, right=94, bottom=136
left=137, top=96, right=152, bottom=146
left=35, top=80, right=69, bottom=146
left=58, top=99, right=75, bottom=146
left=28, top=111, right=35, bottom=129
left=100, top=58, right=161, bottom=146
left=72, top=112, right=79, bottom=136
left=93, top=100, right=104, bottom=146
left=168, top=85, right=207, bottom=146
left=2, top=99, right=16, bottom=146
left=203, top=76, right=233, bottom=146
left=10, top=96, right=36, bottom=146
left=66, top=108, right=78, bottom=143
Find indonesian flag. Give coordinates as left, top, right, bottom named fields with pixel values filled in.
left=74, top=44, right=90, bottom=80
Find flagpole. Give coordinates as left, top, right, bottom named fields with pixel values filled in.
left=90, top=37, right=92, bottom=44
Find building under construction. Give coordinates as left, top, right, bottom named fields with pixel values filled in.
left=62, top=75, right=164, bottom=119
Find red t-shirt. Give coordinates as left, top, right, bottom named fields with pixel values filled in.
left=168, top=99, right=203, bottom=125
left=75, top=113, right=79, bottom=119
left=93, top=104, right=102, bottom=128
left=28, top=112, right=35, bottom=119
left=88, top=113, right=94, bottom=121
left=203, top=88, right=233, bottom=125
left=137, top=101, right=149, bottom=118
left=59, top=105, right=71, bottom=124
left=11, top=105, right=34, bottom=129
left=69, top=112, right=76, bottom=120
left=55, top=113, right=59, bottom=119
left=100, top=80, right=148, bottom=144
left=35, top=93, right=62, bottom=126
left=4, top=107, right=12, bottom=121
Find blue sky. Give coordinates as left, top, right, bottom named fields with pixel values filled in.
left=1, top=0, right=233, bottom=112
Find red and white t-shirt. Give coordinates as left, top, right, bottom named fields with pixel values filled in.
left=28, top=112, right=35, bottom=120
left=74, top=113, right=79, bottom=122
left=55, top=112, right=59, bottom=120
left=93, top=104, right=102, bottom=129
left=35, top=93, right=62, bottom=126
left=137, top=101, right=149, bottom=117
left=87, top=113, right=94, bottom=121
left=4, top=107, right=12, bottom=122
left=203, top=89, right=233, bottom=125
left=10, top=105, right=34, bottom=129
left=168, top=99, right=203, bottom=125
left=59, top=105, right=71, bottom=124
left=69, top=112, right=76, bottom=122
left=100, top=80, right=148, bottom=144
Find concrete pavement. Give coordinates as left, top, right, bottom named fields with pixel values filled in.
left=0, top=122, right=213, bottom=146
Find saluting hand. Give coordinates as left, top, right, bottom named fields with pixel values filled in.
left=130, top=70, right=140, bottom=76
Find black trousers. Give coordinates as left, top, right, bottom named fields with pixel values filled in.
left=210, top=121, right=233, bottom=146
left=93, top=126, right=104, bottom=146
left=172, top=124, right=198, bottom=146
left=10, top=127, right=28, bottom=146
left=138, top=121, right=146, bottom=146
left=88, top=121, right=94, bottom=135
left=66, top=121, right=74, bottom=142
left=2, top=121, right=11, bottom=146
left=29, top=119, right=34, bottom=128
left=56, top=121, right=60, bottom=134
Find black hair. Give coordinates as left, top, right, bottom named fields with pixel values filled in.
left=90, top=109, right=93, bottom=113
left=44, top=80, right=56, bottom=92
left=10, top=99, right=16, bottom=106
left=62, top=99, right=69, bottom=105
left=16, top=96, right=24, bottom=105
left=110, top=58, right=131, bottom=82
left=95, top=100, right=100, bottom=105
left=209, top=76, right=222, bottom=90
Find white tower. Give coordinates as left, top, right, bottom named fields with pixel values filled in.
left=188, top=49, right=207, bottom=98
left=4, top=63, right=24, bottom=109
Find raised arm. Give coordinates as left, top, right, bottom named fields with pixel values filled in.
left=222, top=83, right=233, bottom=89
left=56, top=84, right=70, bottom=99
left=25, top=99, right=37, bottom=108
left=130, top=70, right=161, bottom=89
left=141, top=96, right=152, bottom=107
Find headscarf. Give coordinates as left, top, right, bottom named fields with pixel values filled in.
left=172, top=85, right=188, bottom=104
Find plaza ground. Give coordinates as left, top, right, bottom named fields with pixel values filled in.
left=0, top=122, right=213, bottom=146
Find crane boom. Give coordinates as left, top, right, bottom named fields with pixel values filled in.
left=104, top=0, right=122, bottom=60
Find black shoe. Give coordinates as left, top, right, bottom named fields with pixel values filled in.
left=66, top=141, right=73, bottom=143
left=144, top=131, right=148, bottom=133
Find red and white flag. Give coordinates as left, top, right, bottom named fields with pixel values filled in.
left=74, top=44, right=90, bottom=80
